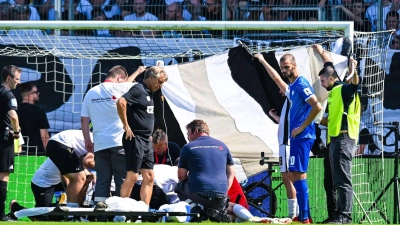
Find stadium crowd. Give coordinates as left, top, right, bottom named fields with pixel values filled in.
left=0, top=0, right=398, bottom=42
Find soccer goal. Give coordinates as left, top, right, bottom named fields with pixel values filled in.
left=0, top=21, right=392, bottom=223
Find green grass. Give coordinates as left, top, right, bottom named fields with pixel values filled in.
left=14, top=222, right=230, bottom=225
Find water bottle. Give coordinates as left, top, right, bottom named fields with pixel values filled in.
left=54, top=191, right=62, bottom=204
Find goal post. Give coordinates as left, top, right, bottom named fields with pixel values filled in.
left=0, top=20, right=393, bottom=224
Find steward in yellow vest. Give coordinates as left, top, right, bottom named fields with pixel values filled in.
left=314, top=43, right=360, bottom=224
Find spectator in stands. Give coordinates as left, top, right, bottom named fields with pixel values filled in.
left=81, top=65, right=145, bottom=213
left=152, top=129, right=181, bottom=166
left=8, top=153, right=95, bottom=221
left=102, top=0, right=131, bottom=19
left=13, top=0, right=41, bottom=20
left=0, top=2, right=12, bottom=20
left=176, top=119, right=234, bottom=222
left=366, top=0, right=391, bottom=31
left=184, top=0, right=205, bottom=20
left=8, top=4, right=44, bottom=35
left=124, top=0, right=159, bottom=36
left=62, top=0, right=92, bottom=20
left=390, top=35, right=400, bottom=50
left=158, top=2, right=184, bottom=20
left=385, top=11, right=400, bottom=36
left=205, top=0, right=226, bottom=20
left=334, top=0, right=371, bottom=32
left=18, top=82, right=50, bottom=155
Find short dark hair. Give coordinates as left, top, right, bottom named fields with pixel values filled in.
left=1, top=65, right=22, bottom=82
left=386, top=10, right=400, bottom=20
left=19, top=81, right=36, bottom=94
left=106, top=65, right=128, bottom=79
left=318, top=65, right=338, bottom=79
left=152, top=128, right=167, bottom=144
left=186, top=119, right=210, bottom=135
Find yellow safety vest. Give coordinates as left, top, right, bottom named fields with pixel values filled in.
left=327, top=84, right=361, bottom=143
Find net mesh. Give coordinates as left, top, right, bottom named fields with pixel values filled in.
left=1, top=24, right=394, bottom=224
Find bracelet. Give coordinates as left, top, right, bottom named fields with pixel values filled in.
left=14, top=129, right=20, bottom=134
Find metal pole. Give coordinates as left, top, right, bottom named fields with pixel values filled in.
left=68, top=0, right=74, bottom=35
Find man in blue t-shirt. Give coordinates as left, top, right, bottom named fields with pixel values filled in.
left=176, top=119, right=235, bottom=222
left=254, top=53, right=322, bottom=223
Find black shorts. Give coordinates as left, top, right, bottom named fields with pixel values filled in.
left=31, top=182, right=64, bottom=207
left=131, top=183, right=167, bottom=209
left=46, top=140, right=83, bottom=175
left=122, top=135, right=154, bottom=173
left=0, top=136, right=14, bottom=173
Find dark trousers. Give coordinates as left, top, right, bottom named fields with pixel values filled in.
left=324, top=146, right=337, bottom=219
left=329, top=133, right=355, bottom=221
left=175, top=179, right=229, bottom=212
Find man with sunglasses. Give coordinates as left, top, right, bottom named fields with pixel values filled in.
left=116, top=66, right=168, bottom=222
left=81, top=65, right=145, bottom=221
left=18, top=81, right=50, bottom=155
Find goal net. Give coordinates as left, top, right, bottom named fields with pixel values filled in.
left=0, top=21, right=392, bottom=223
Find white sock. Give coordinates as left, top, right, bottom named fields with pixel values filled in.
left=287, top=198, right=297, bottom=218
left=233, top=204, right=254, bottom=221
left=67, top=202, right=79, bottom=208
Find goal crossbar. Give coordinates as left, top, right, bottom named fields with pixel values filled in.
left=0, top=21, right=353, bottom=37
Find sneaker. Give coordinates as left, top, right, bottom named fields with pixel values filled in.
left=94, top=201, right=107, bottom=211
left=205, top=208, right=232, bottom=222
left=9, top=200, right=17, bottom=213
left=1, top=215, right=16, bottom=222
left=302, top=218, right=312, bottom=224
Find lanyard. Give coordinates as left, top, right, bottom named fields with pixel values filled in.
left=155, top=151, right=167, bottom=164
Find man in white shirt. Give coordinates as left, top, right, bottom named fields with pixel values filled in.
left=124, top=0, right=158, bottom=36
left=45, top=130, right=93, bottom=209
left=8, top=151, right=94, bottom=221
left=81, top=65, right=145, bottom=205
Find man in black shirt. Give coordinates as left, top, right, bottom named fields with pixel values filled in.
left=18, top=82, right=50, bottom=154
left=0, top=65, right=21, bottom=221
left=116, top=66, right=168, bottom=209
left=152, top=128, right=181, bottom=166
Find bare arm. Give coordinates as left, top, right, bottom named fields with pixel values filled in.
left=349, top=58, right=359, bottom=85
left=117, top=97, right=134, bottom=140
left=269, top=108, right=280, bottom=122
left=291, top=95, right=322, bottom=138
left=178, top=168, right=188, bottom=181
left=127, top=66, right=146, bottom=83
left=226, top=164, right=235, bottom=191
left=254, top=54, right=288, bottom=93
left=39, top=129, right=50, bottom=150
left=335, top=5, right=363, bottom=25
left=81, top=116, right=94, bottom=153
left=8, top=110, right=20, bottom=138
left=312, top=44, right=331, bottom=64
